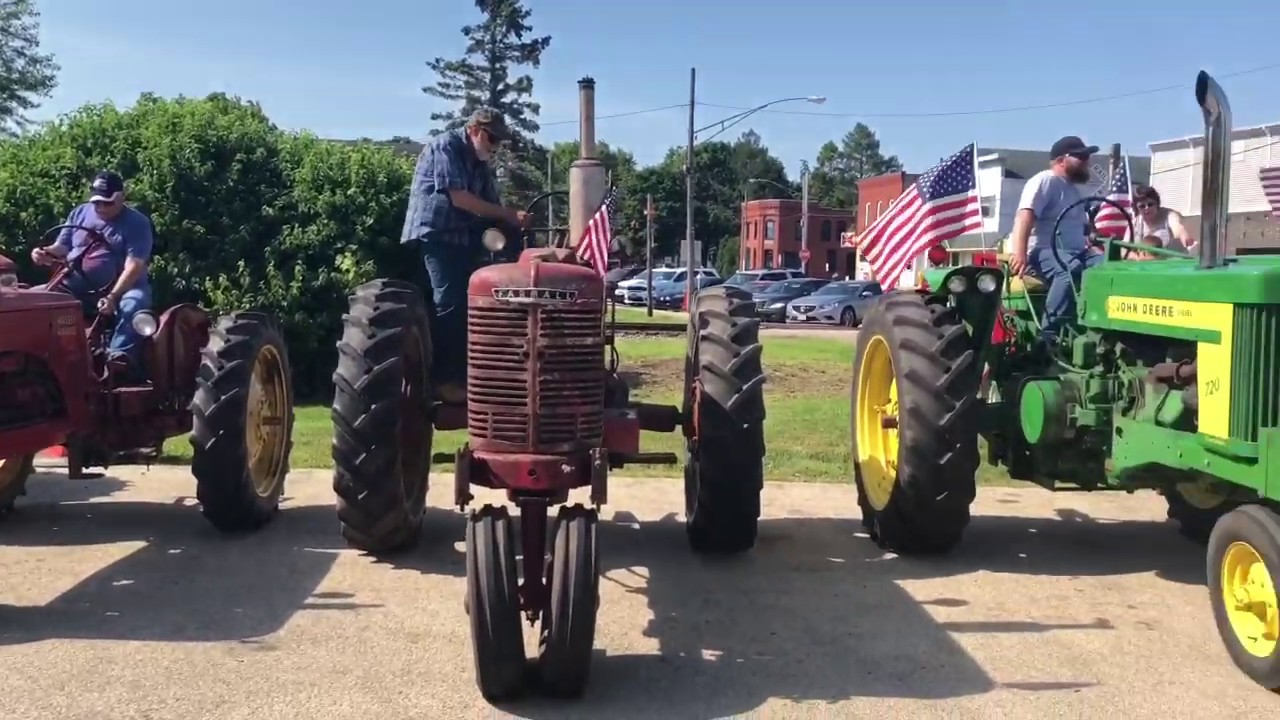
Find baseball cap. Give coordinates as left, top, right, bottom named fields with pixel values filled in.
left=88, top=171, right=125, bottom=203
left=467, top=107, right=511, bottom=142
left=1049, top=136, right=1099, bottom=159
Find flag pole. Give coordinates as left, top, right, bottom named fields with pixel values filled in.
left=973, top=142, right=990, bottom=252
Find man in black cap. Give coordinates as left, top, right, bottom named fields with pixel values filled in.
left=31, top=170, right=155, bottom=372
left=1006, top=135, right=1102, bottom=343
left=400, top=107, right=532, bottom=403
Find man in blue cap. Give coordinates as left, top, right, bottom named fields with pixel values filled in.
left=31, top=170, right=156, bottom=373
left=401, top=107, right=532, bottom=403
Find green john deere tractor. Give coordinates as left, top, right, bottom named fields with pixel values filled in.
left=851, top=69, right=1280, bottom=691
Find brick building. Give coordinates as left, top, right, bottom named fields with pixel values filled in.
left=854, top=172, right=919, bottom=234
left=739, top=199, right=857, bottom=276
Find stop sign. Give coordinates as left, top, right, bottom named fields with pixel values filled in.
left=799, top=248, right=811, bottom=263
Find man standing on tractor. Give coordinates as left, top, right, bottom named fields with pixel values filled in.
left=400, top=107, right=532, bottom=403
left=1006, top=135, right=1100, bottom=344
left=30, top=170, right=155, bottom=374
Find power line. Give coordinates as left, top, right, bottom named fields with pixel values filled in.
left=535, top=62, right=1280, bottom=126
left=700, top=62, right=1280, bottom=118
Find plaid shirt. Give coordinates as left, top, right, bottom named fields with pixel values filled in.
left=400, top=129, right=500, bottom=245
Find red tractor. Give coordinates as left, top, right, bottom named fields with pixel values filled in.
left=330, top=192, right=768, bottom=700
left=0, top=223, right=296, bottom=531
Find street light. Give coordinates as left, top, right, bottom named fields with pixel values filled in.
left=683, top=69, right=824, bottom=311
left=746, top=177, right=799, bottom=198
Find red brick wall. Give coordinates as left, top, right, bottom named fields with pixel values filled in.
left=739, top=199, right=858, bottom=276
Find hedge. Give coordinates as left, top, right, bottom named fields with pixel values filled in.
left=0, top=93, right=418, bottom=398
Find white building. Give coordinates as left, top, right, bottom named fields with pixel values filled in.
left=1147, top=122, right=1280, bottom=254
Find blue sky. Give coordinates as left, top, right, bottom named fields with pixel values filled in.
left=30, top=0, right=1280, bottom=180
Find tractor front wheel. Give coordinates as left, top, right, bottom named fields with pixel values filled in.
left=332, top=279, right=434, bottom=553
left=1207, top=504, right=1280, bottom=690
left=683, top=285, right=767, bottom=554
left=538, top=504, right=600, bottom=698
left=190, top=312, right=295, bottom=532
left=851, top=292, right=980, bottom=554
left=466, top=505, right=528, bottom=701
left=0, top=454, right=34, bottom=518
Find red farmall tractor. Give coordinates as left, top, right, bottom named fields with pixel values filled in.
left=330, top=191, right=768, bottom=700
left=0, top=223, right=296, bottom=531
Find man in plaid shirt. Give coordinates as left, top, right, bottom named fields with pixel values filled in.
left=401, top=107, right=531, bottom=402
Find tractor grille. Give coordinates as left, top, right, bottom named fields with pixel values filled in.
left=1229, top=304, right=1280, bottom=443
left=467, top=304, right=605, bottom=450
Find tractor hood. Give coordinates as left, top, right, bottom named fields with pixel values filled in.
left=469, top=248, right=605, bottom=303
left=1080, top=255, right=1280, bottom=319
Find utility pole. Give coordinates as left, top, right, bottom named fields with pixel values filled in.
left=684, top=68, right=697, bottom=312
left=547, top=153, right=554, bottom=227
left=645, top=193, right=655, bottom=317
left=800, top=160, right=811, bottom=275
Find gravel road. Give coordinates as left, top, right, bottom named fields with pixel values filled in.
left=0, top=467, right=1268, bottom=719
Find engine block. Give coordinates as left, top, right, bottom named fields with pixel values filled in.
left=465, top=252, right=606, bottom=455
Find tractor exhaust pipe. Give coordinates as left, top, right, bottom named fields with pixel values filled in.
left=1195, top=70, right=1231, bottom=269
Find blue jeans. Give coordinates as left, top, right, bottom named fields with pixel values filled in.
left=420, top=241, right=475, bottom=386
left=1027, top=245, right=1105, bottom=342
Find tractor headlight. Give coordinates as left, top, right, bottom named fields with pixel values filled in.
left=0, top=272, right=16, bottom=290
left=946, top=275, right=969, bottom=294
left=131, top=310, right=158, bottom=338
left=482, top=229, right=507, bottom=252
left=976, top=272, right=1000, bottom=294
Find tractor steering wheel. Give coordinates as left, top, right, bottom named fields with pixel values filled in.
left=1048, top=195, right=1137, bottom=274
left=522, top=190, right=571, bottom=249
left=36, top=223, right=118, bottom=297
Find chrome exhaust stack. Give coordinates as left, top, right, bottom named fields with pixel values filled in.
left=1194, top=70, right=1231, bottom=269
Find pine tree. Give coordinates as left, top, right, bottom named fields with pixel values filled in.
left=0, top=0, right=59, bottom=135
left=422, top=0, right=551, bottom=205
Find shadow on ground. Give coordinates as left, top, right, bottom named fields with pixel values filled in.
left=483, top=504, right=1201, bottom=719
left=0, top=471, right=1204, bottom=718
left=0, top=470, right=406, bottom=644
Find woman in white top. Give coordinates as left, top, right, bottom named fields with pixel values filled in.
left=1128, top=185, right=1196, bottom=253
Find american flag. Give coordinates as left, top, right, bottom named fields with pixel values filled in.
left=1261, top=165, right=1280, bottom=217
left=575, top=186, right=617, bottom=276
left=859, top=144, right=982, bottom=290
left=1093, top=157, right=1132, bottom=237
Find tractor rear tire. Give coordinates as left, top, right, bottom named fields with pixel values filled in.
left=851, top=292, right=980, bottom=554
left=1207, top=504, right=1280, bottom=690
left=191, top=312, right=295, bottom=533
left=332, top=279, right=434, bottom=554
left=0, top=454, right=34, bottom=518
left=683, top=285, right=767, bottom=554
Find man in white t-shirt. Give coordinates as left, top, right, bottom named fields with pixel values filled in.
left=1006, top=135, right=1103, bottom=343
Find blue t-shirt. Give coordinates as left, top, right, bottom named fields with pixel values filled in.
left=1018, top=170, right=1088, bottom=254
left=54, top=203, right=153, bottom=293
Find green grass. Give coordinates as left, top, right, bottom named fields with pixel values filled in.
left=162, top=334, right=1012, bottom=485
left=610, top=306, right=688, bottom=324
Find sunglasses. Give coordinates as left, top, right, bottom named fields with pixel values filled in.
left=1135, top=201, right=1158, bottom=209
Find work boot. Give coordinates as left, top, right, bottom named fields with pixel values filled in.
left=435, top=382, right=466, bottom=404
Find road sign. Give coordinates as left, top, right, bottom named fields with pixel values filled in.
left=799, top=248, right=811, bottom=263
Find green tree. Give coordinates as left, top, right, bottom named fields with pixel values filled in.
left=0, top=93, right=415, bottom=398
left=422, top=0, right=552, bottom=205
left=807, top=123, right=902, bottom=209
left=543, top=139, right=639, bottom=247
left=733, top=129, right=791, bottom=200
left=0, top=0, right=59, bottom=135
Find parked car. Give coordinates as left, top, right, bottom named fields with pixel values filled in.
left=617, top=268, right=720, bottom=305
left=604, top=263, right=645, bottom=292
left=722, top=268, right=806, bottom=293
left=651, top=273, right=724, bottom=309
left=786, top=280, right=883, bottom=327
left=752, top=278, right=831, bottom=323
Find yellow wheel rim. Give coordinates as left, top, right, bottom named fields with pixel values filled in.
left=855, top=335, right=899, bottom=511
left=245, top=345, right=289, bottom=497
left=1221, top=541, right=1280, bottom=658
left=0, top=456, right=28, bottom=493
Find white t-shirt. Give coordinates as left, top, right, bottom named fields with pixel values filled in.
left=1017, top=170, right=1088, bottom=253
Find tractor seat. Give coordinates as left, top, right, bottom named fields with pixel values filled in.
left=994, top=254, right=1046, bottom=294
